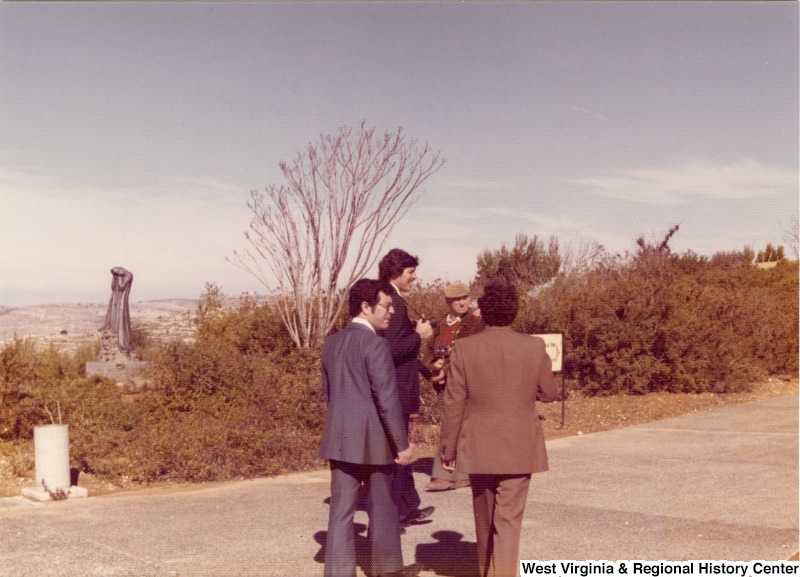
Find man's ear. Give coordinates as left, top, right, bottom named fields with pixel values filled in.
left=360, top=301, right=372, bottom=315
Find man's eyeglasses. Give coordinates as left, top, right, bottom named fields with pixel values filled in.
left=375, top=301, right=395, bottom=312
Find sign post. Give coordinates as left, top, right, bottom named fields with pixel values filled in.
left=532, top=333, right=565, bottom=426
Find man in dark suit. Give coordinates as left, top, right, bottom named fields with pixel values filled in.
left=441, top=281, right=559, bottom=577
left=319, top=279, right=422, bottom=577
left=377, top=248, right=435, bottom=527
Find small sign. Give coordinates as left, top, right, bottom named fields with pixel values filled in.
left=532, top=333, right=563, bottom=373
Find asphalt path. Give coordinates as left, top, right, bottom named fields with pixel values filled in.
left=1, top=394, right=797, bottom=577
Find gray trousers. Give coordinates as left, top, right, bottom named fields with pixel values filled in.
left=325, top=460, right=403, bottom=577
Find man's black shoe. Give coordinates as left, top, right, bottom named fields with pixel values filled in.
left=400, top=505, right=435, bottom=527
left=378, top=561, right=424, bottom=577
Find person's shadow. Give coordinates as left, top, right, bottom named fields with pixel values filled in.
left=314, top=522, right=373, bottom=575
left=315, top=469, right=478, bottom=576
left=314, top=527, right=478, bottom=577
left=416, top=530, right=478, bottom=577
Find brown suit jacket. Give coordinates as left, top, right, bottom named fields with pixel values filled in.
left=440, top=326, right=559, bottom=475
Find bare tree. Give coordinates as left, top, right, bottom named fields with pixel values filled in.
left=231, top=122, right=444, bottom=348
left=560, top=239, right=608, bottom=277
left=474, top=233, right=561, bottom=291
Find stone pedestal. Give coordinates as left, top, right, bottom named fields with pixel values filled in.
left=21, top=425, right=88, bottom=502
left=87, top=328, right=152, bottom=386
left=85, top=360, right=153, bottom=383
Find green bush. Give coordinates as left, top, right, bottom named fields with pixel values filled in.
left=1, top=298, right=326, bottom=486
left=520, top=251, right=798, bottom=395
left=0, top=337, right=93, bottom=440
left=1, top=251, right=796, bottom=487
left=97, top=301, right=326, bottom=484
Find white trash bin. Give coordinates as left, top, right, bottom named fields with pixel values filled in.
left=22, top=424, right=87, bottom=501
left=34, top=424, right=71, bottom=492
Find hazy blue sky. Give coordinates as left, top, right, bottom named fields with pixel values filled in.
left=1, top=2, right=797, bottom=307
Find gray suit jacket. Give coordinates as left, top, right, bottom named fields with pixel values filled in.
left=318, top=322, right=409, bottom=465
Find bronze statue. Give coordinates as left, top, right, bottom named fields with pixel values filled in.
left=100, top=267, right=134, bottom=359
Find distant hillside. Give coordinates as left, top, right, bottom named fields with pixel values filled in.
left=0, top=299, right=200, bottom=354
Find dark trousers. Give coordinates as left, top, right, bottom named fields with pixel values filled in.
left=470, top=473, right=532, bottom=577
left=325, top=460, right=403, bottom=577
left=392, top=413, right=421, bottom=519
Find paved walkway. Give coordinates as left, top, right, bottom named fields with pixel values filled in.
left=1, top=394, right=797, bottom=576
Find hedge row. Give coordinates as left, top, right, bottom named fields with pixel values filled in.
left=1, top=252, right=796, bottom=485
left=516, top=254, right=798, bottom=394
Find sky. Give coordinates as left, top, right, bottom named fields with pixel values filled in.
left=1, top=1, right=797, bottom=307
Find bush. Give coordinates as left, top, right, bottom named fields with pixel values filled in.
left=1, top=298, right=326, bottom=487
left=520, top=251, right=798, bottom=395
left=2, top=251, right=796, bottom=487
left=0, top=337, right=93, bottom=440
left=130, top=344, right=324, bottom=483
left=90, top=300, right=327, bottom=484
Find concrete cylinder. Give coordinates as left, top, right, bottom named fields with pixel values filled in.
left=33, top=424, right=71, bottom=491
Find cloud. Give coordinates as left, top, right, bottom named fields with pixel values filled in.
left=568, top=159, right=797, bottom=205
left=490, top=208, right=589, bottom=233
left=0, top=166, right=75, bottom=199
left=0, top=165, right=257, bottom=305
left=439, top=177, right=518, bottom=193
left=570, top=105, right=611, bottom=123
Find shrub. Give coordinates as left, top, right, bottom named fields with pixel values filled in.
left=1, top=297, right=326, bottom=487
left=0, top=337, right=93, bottom=440
left=196, top=295, right=294, bottom=356
left=101, top=302, right=326, bottom=484
left=2, top=251, right=796, bottom=488
left=520, top=250, right=798, bottom=395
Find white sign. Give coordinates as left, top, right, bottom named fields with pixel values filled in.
left=532, top=333, right=563, bottom=373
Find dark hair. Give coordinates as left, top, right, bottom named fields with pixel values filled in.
left=348, top=279, right=391, bottom=317
left=378, top=248, right=419, bottom=283
left=477, top=280, right=519, bottom=326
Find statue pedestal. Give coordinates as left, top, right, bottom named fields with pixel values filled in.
left=88, top=328, right=152, bottom=386
left=85, top=360, right=153, bottom=384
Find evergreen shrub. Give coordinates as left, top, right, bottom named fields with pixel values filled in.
left=1, top=251, right=796, bottom=487
left=518, top=252, right=798, bottom=395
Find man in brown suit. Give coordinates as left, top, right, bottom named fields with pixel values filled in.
left=441, top=280, right=558, bottom=577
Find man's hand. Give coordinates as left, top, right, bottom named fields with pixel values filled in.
left=395, top=447, right=413, bottom=466
left=415, top=319, right=433, bottom=340
left=442, top=458, right=456, bottom=472
left=431, top=370, right=446, bottom=384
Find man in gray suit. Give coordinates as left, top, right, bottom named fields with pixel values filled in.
left=319, top=279, right=423, bottom=577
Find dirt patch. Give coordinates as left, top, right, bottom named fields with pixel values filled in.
left=539, top=374, right=799, bottom=441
